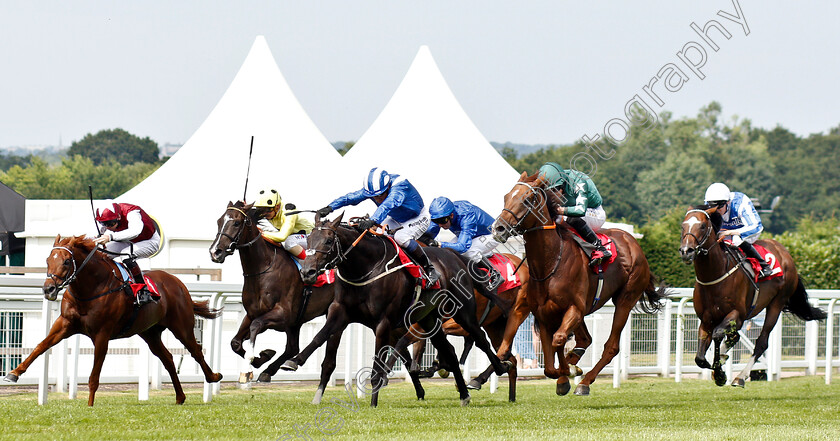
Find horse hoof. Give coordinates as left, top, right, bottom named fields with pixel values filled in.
left=257, top=372, right=272, bottom=383
left=571, top=365, right=583, bottom=377
left=251, top=349, right=276, bottom=368
left=556, top=381, right=571, bottom=396
left=280, top=360, right=299, bottom=372
left=4, top=373, right=19, bottom=383
left=731, top=378, right=745, bottom=388
left=176, top=394, right=186, bottom=405
left=460, top=395, right=471, bottom=407
left=437, top=369, right=450, bottom=379
left=467, top=379, right=482, bottom=390
left=574, top=384, right=590, bottom=396
left=713, top=370, right=727, bottom=387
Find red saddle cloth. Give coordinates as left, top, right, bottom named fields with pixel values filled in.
left=568, top=230, right=618, bottom=273
left=130, top=275, right=161, bottom=299
left=745, top=244, right=784, bottom=282
left=486, top=253, right=522, bottom=292
left=385, top=236, right=441, bottom=289
left=263, top=237, right=335, bottom=287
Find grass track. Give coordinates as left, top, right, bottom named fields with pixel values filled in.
left=1, top=376, right=839, bottom=440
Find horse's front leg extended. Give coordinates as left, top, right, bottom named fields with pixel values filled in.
left=281, top=304, right=348, bottom=371
left=6, top=316, right=75, bottom=382
left=312, top=332, right=343, bottom=405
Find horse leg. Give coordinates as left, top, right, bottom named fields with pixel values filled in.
left=538, top=319, right=560, bottom=380
left=87, top=333, right=110, bottom=406
left=695, top=324, right=714, bottom=369
left=733, top=302, right=784, bottom=387
left=710, top=311, right=740, bottom=387
left=245, top=307, right=288, bottom=367
left=468, top=302, right=531, bottom=390
left=566, top=322, right=591, bottom=377
left=140, top=326, right=186, bottom=404
left=454, top=308, right=510, bottom=377
left=5, top=316, right=75, bottom=383
left=552, top=306, right=582, bottom=396
left=368, top=320, right=393, bottom=408
left=168, top=316, right=223, bottom=384
left=282, top=304, right=348, bottom=371
left=576, top=298, right=634, bottom=395
left=459, top=336, right=474, bottom=365
left=312, top=332, right=343, bottom=405
left=230, top=315, right=251, bottom=358
left=258, top=327, right=301, bottom=383
left=428, top=329, right=471, bottom=406
left=399, top=345, right=426, bottom=400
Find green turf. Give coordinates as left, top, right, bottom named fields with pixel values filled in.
left=1, top=376, right=839, bottom=440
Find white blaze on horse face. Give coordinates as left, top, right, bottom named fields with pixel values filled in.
left=510, top=189, right=519, bottom=199
left=682, top=216, right=702, bottom=231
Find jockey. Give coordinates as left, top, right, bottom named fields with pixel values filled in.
left=538, top=162, right=611, bottom=267
left=93, top=201, right=161, bottom=305
left=316, top=167, right=441, bottom=285
left=704, top=182, right=773, bottom=279
left=425, top=196, right=501, bottom=294
left=253, top=188, right=313, bottom=263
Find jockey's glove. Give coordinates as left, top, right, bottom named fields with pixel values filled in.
left=427, top=240, right=440, bottom=247
left=357, top=218, right=376, bottom=231
left=316, top=206, right=334, bottom=218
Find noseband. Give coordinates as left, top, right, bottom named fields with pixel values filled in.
left=47, top=245, right=100, bottom=292
left=681, top=209, right=717, bottom=256
left=215, top=206, right=262, bottom=255
left=500, top=182, right=550, bottom=236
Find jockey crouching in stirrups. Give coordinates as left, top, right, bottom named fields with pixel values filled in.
left=539, top=162, right=611, bottom=267
left=93, top=201, right=162, bottom=306
left=704, top=182, right=774, bottom=279
left=253, top=188, right=314, bottom=264
left=316, top=167, right=441, bottom=286
left=425, top=196, right=502, bottom=299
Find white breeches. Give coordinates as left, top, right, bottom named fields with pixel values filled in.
left=462, top=235, right=500, bottom=261
left=382, top=208, right=431, bottom=247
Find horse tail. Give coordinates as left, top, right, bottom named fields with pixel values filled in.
left=637, top=274, right=670, bottom=314
left=193, top=300, right=223, bottom=319
left=784, top=277, right=827, bottom=321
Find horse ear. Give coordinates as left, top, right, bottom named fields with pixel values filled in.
left=519, top=171, right=528, bottom=181
left=53, top=235, right=61, bottom=246
left=227, top=201, right=234, bottom=207
left=332, top=211, right=345, bottom=227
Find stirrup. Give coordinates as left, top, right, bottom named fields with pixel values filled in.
left=136, top=287, right=156, bottom=306
left=757, top=266, right=773, bottom=279
left=424, top=267, right=441, bottom=286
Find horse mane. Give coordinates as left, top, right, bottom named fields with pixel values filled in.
left=689, top=204, right=723, bottom=232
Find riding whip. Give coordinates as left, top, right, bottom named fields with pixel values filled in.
left=243, top=135, right=255, bottom=202
left=88, top=185, right=100, bottom=235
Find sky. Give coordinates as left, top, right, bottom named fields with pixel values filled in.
left=1, top=0, right=838, bottom=150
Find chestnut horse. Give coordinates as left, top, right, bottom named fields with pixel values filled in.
left=4, top=235, right=222, bottom=405
left=679, top=205, right=826, bottom=386
left=281, top=213, right=511, bottom=407
left=410, top=252, right=531, bottom=402
left=493, top=172, right=667, bottom=396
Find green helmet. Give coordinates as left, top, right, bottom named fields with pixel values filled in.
left=538, top=162, right=568, bottom=188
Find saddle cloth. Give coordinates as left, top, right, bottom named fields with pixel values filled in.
left=290, top=258, right=336, bottom=287
left=486, top=253, right=522, bottom=292
left=568, top=230, right=618, bottom=273
left=115, top=262, right=161, bottom=299
left=385, top=236, right=441, bottom=290
left=743, top=244, right=784, bottom=282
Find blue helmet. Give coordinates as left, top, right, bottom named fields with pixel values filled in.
left=363, top=167, right=393, bottom=198
left=429, top=197, right=455, bottom=220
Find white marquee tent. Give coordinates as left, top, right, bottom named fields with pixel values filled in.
left=21, top=36, right=343, bottom=277
left=339, top=46, right=520, bottom=221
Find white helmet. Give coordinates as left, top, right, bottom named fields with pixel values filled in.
left=362, top=167, right=392, bottom=197
left=704, top=183, right=731, bottom=205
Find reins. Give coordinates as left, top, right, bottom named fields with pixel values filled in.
left=502, top=181, right=563, bottom=282
left=49, top=245, right=130, bottom=302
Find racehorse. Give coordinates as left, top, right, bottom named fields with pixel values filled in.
left=679, top=205, right=827, bottom=386
left=409, top=252, right=531, bottom=402
left=209, top=201, right=336, bottom=384
left=493, top=172, right=668, bottom=396
left=4, top=235, right=222, bottom=405
left=281, top=213, right=512, bottom=406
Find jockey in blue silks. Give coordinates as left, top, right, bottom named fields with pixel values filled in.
left=426, top=196, right=503, bottom=295
left=316, top=167, right=440, bottom=285
left=704, top=182, right=773, bottom=279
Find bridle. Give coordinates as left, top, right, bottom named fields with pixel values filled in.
left=307, top=223, right=389, bottom=284
left=47, top=245, right=99, bottom=292
left=500, top=181, right=562, bottom=282
left=681, top=209, right=718, bottom=256
left=214, top=206, right=262, bottom=256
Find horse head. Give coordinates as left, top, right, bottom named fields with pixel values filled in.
left=300, top=211, right=345, bottom=284
left=493, top=171, right=550, bottom=243
left=209, top=201, right=258, bottom=263
left=43, top=235, right=95, bottom=301
left=679, top=205, right=721, bottom=264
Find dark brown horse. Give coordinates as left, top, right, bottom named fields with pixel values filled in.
left=493, top=172, right=667, bottom=396
left=281, top=213, right=511, bottom=406
left=209, top=201, right=336, bottom=386
left=4, top=235, right=222, bottom=405
left=679, top=205, right=827, bottom=386
left=410, top=252, right=531, bottom=402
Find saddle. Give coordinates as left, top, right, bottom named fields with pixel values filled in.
left=723, top=241, right=783, bottom=282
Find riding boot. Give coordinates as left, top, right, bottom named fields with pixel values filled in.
left=406, top=240, right=441, bottom=286
left=739, top=241, right=773, bottom=279
left=124, top=258, right=156, bottom=305
left=472, top=256, right=502, bottom=295
left=567, top=217, right=611, bottom=267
